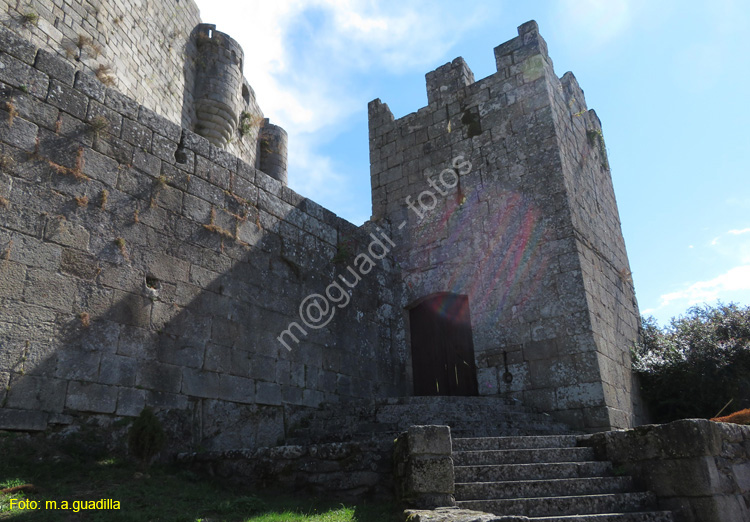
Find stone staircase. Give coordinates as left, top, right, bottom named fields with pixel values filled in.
left=286, top=396, right=573, bottom=445
left=452, top=434, right=674, bottom=521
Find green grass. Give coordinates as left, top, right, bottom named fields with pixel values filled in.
left=0, top=432, right=400, bottom=522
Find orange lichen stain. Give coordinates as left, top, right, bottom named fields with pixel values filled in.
left=711, top=408, right=750, bottom=425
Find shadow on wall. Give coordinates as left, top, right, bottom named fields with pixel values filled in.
left=0, top=89, right=407, bottom=453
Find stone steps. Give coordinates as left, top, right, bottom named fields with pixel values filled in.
left=454, top=447, right=595, bottom=466
left=455, top=477, right=635, bottom=499
left=456, top=492, right=657, bottom=517
left=455, top=461, right=613, bottom=482
left=453, top=434, right=579, bottom=451
left=452, top=435, right=673, bottom=521
left=523, top=513, right=675, bottom=522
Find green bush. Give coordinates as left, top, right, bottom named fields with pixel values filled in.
left=127, top=407, right=166, bottom=466
left=632, top=302, right=750, bottom=423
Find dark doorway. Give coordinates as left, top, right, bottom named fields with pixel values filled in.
left=409, top=294, right=478, bottom=396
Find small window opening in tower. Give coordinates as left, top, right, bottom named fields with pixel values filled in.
left=242, top=85, right=250, bottom=105
left=208, top=29, right=213, bottom=38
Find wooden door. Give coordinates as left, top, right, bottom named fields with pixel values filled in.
left=409, top=294, right=478, bottom=396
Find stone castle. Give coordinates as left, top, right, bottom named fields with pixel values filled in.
left=0, top=0, right=644, bottom=450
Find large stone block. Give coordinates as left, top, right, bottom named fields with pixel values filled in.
left=0, top=108, right=38, bottom=151
left=136, top=360, right=182, bottom=393
left=23, top=269, right=76, bottom=312
left=408, top=425, right=452, bottom=456
left=98, top=353, right=137, bottom=386
left=116, top=387, right=146, bottom=416
left=408, top=456, right=454, bottom=496
left=0, top=27, right=38, bottom=64
left=0, top=52, right=49, bottom=98
left=256, top=381, right=282, bottom=406
left=47, top=80, right=88, bottom=119
left=66, top=381, right=118, bottom=413
left=55, top=349, right=101, bottom=382
left=5, top=374, right=67, bottom=412
left=34, top=50, right=75, bottom=85
left=0, top=408, right=48, bottom=430
left=181, top=368, right=221, bottom=399
left=44, top=217, right=90, bottom=250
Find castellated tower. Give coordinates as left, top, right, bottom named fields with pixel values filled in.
left=369, top=21, right=643, bottom=432
left=192, top=24, right=287, bottom=183
left=258, top=120, right=289, bottom=185
left=193, top=24, right=245, bottom=147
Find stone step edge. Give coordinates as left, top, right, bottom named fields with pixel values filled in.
left=453, top=434, right=580, bottom=440
left=528, top=513, right=674, bottom=521
left=454, top=477, right=635, bottom=501
left=453, top=448, right=594, bottom=465
left=453, top=434, right=579, bottom=443
left=454, top=477, right=632, bottom=488
left=455, top=491, right=655, bottom=513
left=453, top=460, right=609, bottom=467
left=453, top=461, right=611, bottom=472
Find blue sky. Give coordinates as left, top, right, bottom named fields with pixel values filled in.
left=194, top=0, right=750, bottom=326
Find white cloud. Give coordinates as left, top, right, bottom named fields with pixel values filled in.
left=656, top=265, right=750, bottom=309
left=709, top=227, right=750, bottom=263
left=193, top=0, right=490, bottom=224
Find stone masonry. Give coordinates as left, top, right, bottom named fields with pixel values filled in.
left=0, top=19, right=408, bottom=449
left=0, top=0, right=275, bottom=173
left=369, top=21, right=643, bottom=431
left=0, top=10, right=645, bottom=452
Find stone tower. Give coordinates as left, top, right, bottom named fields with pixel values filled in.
left=193, top=23, right=245, bottom=147
left=258, top=120, right=289, bottom=185
left=191, top=23, right=286, bottom=181
left=369, top=21, right=642, bottom=432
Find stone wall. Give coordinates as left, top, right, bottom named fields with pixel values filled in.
left=582, top=419, right=750, bottom=522
left=0, top=24, right=408, bottom=451
left=549, top=70, right=644, bottom=430
left=0, top=0, right=201, bottom=127
left=178, top=439, right=394, bottom=500
left=0, top=0, right=269, bottom=169
left=368, top=21, right=641, bottom=431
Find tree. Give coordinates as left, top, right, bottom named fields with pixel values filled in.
left=632, top=302, right=750, bottom=423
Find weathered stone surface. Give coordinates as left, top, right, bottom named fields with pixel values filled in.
left=177, top=438, right=393, bottom=499
left=409, top=456, right=455, bottom=494
left=34, top=49, right=75, bottom=85
left=409, top=425, right=453, bottom=455
left=405, top=507, right=526, bottom=522
left=581, top=419, right=750, bottom=522
left=0, top=408, right=48, bottom=431
left=47, top=80, right=88, bottom=119
left=0, top=108, right=38, bottom=151
left=0, top=52, right=49, bottom=98
left=66, top=381, right=117, bottom=413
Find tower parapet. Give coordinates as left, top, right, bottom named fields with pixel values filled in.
left=425, top=57, right=475, bottom=106
left=258, top=120, right=289, bottom=185
left=193, top=24, right=244, bottom=147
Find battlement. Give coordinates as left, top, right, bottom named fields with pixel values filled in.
left=194, top=24, right=245, bottom=67
left=425, top=57, right=475, bottom=105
